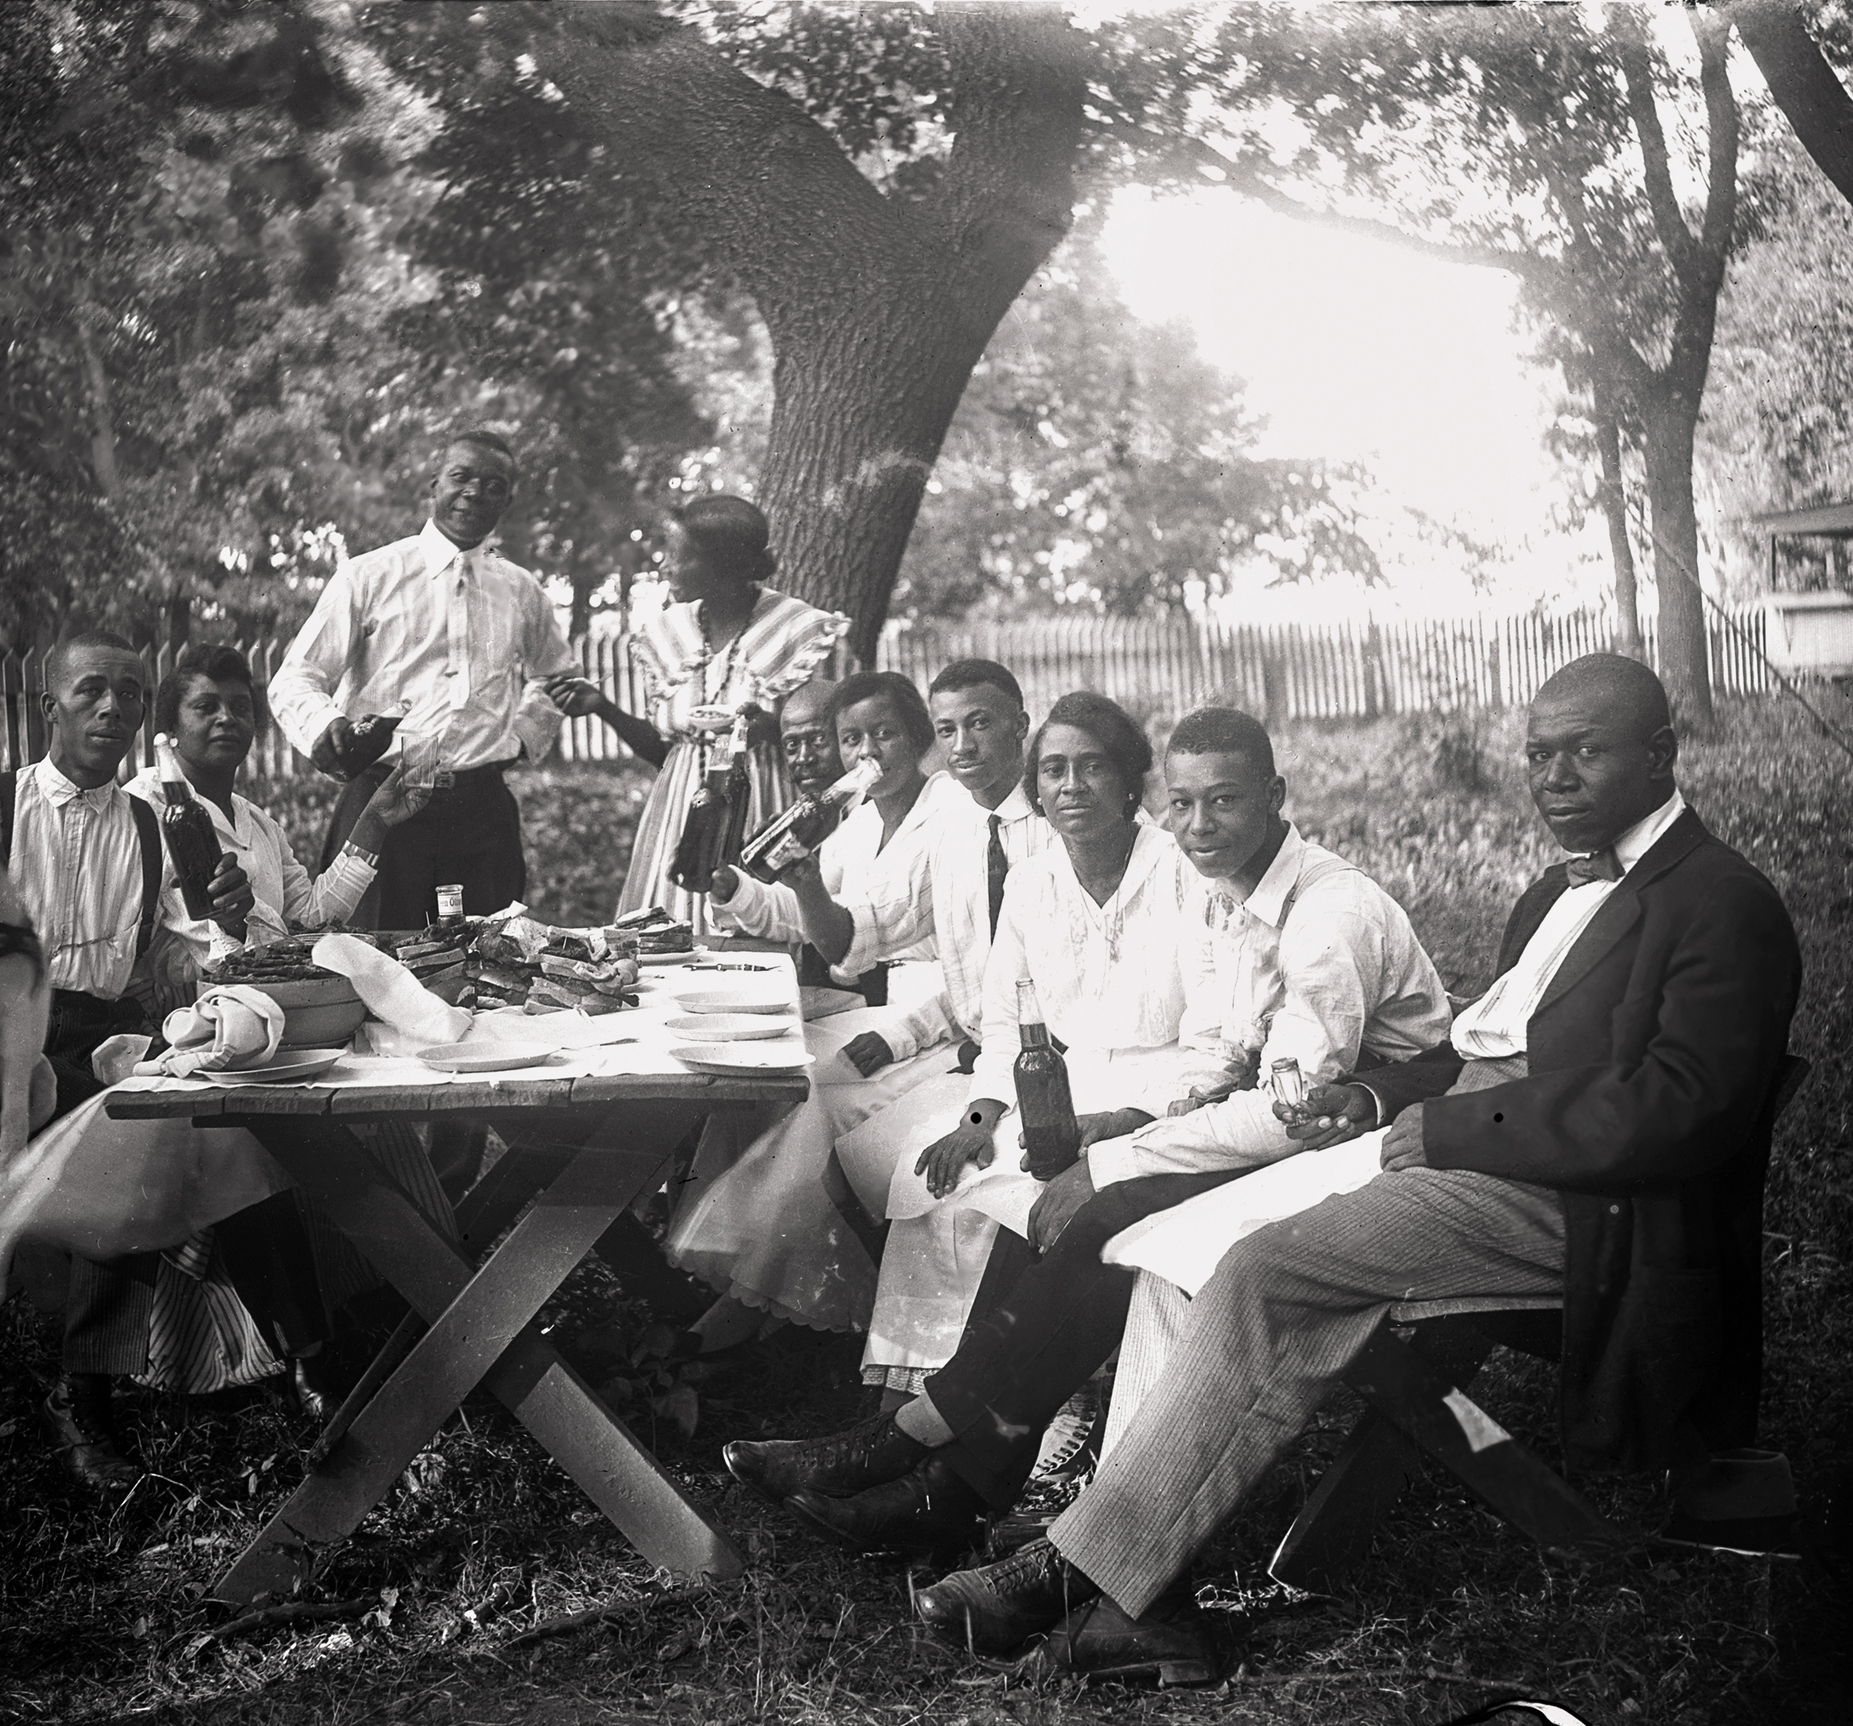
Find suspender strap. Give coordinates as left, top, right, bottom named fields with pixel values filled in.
left=128, top=793, right=161, bottom=959
left=1, top=768, right=163, bottom=960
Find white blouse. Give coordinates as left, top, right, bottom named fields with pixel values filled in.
left=968, top=821, right=1192, bottom=1113
left=126, top=768, right=377, bottom=978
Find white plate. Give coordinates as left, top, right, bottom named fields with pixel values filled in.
left=212, top=1050, right=346, bottom=1085
left=670, top=1042, right=815, bottom=1076
left=677, top=990, right=790, bottom=1016
left=666, top=1014, right=791, bottom=1042
left=640, top=947, right=703, bottom=967
left=416, top=1042, right=559, bottom=1074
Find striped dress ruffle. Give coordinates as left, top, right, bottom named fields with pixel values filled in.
left=616, top=589, right=849, bottom=935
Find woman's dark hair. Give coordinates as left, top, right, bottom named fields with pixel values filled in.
left=671, top=494, right=778, bottom=586
left=830, top=670, right=935, bottom=755
left=1024, top=691, right=1152, bottom=822
left=155, top=643, right=260, bottom=738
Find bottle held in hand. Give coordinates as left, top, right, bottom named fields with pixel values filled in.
left=672, top=713, right=755, bottom=893
left=345, top=700, right=411, bottom=775
left=739, top=757, right=880, bottom=883
left=1014, top=978, right=1081, bottom=1179
left=1269, top=1056, right=1309, bottom=1125
left=152, top=732, right=226, bottom=921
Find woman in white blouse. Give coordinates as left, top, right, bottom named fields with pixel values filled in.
left=666, top=672, right=964, bottom=1342
left=861, top=691, right=1194, bottom=1395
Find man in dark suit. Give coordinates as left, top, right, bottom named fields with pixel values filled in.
left=913, top=653, right=1801, bottom=1680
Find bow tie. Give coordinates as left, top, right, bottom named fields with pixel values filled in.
left=1564, top=847, right=1623, bottom=888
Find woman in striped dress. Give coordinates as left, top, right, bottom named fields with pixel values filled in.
left=616, top=497, right=849, bottom=937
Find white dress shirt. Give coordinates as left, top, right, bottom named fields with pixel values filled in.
left=124, top=768, right=378, bottom=976
left=269, top=518, right=575, bottom=771
left=1449, top=791, right=1687, bottom=1059
left=11, top=760, right=146, bottom=999
left=837, top=782, right=1054, bottom=1043
left=1091, top=823, right=1453, bottom=1187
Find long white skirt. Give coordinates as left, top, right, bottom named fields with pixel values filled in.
left=851, top=1042, right=1184, bottom=1391
left=664, top=1005, right=959, bottom=1332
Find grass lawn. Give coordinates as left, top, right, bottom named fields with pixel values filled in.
left=1, top=699, right=1848, bottom=1725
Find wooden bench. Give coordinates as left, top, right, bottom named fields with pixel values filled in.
left=1270, top=1054, right=1810, bottom=1593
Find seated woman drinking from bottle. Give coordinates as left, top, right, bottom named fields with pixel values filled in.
left=661, top=671, right=968, bottom=1347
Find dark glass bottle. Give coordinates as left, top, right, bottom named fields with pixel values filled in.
left=152, top=733, right=226, bottom=921
left=739, top=758, right=879, bottom=883
left=345, top=709, right=404, bottom=773
left=716, top=713, right=754, bottom=872
left=1014, top=978, right=1081, bottom=1179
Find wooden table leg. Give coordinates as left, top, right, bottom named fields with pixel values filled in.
left=212, top=1118, right=744, bottom=1605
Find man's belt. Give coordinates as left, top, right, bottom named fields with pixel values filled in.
left=357, top=758, right=515, bottom=795
left=427, top=759, right=516, bottom=792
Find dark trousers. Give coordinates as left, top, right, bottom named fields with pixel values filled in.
left=320, top=761, right=525, bottom=930
left=63, top=1194, right=332, bottom=1377
left=925, top=1168, right=1243, bottom=1510
left=46, top=989, right=146, bottom=1120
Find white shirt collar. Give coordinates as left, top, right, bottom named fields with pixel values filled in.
left=420, top=516, right=475, bottom=578
left=977, top=783, right=1036, bottom=826
left=35, top=756, right=121, bottom=810
left=1598, top=789, right=1686, bottom=877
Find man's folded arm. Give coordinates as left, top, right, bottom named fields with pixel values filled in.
left=1423, top=875, right=1800, bottom=1191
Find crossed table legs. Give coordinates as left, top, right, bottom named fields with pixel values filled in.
left=209, top=1103, right=746, bottom=1607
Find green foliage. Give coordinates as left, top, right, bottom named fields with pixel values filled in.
left=1704, top=129, right=1853, bottom=592
left=897, top=234, right=1378, bottom=620
left=1, top=1, right=717, bottom=646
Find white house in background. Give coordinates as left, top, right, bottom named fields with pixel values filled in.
left=1750, top=502, right=1853, bottom=679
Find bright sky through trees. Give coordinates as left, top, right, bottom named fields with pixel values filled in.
left=1100, top=185, right=1604, bottom=611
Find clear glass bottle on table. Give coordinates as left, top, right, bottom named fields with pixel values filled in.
left=1014, top=978, right=1082, bottom=1179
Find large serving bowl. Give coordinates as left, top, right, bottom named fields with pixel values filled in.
left=220, top=973, right=368, bottom=1050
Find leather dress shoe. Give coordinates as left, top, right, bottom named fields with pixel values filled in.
left=42, top=1374, right=138, bottom=1492
left=785, top=1453, right=986, bottom=1557
left=914, top=1535, right=1099, bottom=1654
left=724, top=1411, right=927, bottom=1505
left=1028, top=1589, right=1218, bottom=1686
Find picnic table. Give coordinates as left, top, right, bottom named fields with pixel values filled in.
left=107, top=949, right=811, bottom=1607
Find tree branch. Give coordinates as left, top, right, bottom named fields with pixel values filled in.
left=1615, top=23, right=1702, bottom=283
left=926, top=4, right=1086, bottom=330
left=1691, top=6, right=1740, bottom=276
left=1111, top=125, right=1549, bottom=281
left=1725, top=0, right=1853, bottom=211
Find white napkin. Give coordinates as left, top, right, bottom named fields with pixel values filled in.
left=313, top=933, right=472, bottom=1046
left=1099, top=1134, right=1387, bottom=1296
left=133, top=984, right=285, bottom=1078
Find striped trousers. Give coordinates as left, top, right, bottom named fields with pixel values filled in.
left=1048, top=1165, right=1564, bottom=1617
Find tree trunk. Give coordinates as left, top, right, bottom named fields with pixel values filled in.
left=533, top=3, right=1085, bottom=661
left=1641, top=400, right=1714, bottom=727
left=72, top=291, right=119, bottom=499
left=1593, top=399, right=1644, bottom=660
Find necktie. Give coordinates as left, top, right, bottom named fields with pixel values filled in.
left=1564, top=847, right=1623, bottom=888
left=986, top=813, right=1009, bottom=937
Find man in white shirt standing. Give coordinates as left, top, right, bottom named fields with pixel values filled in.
left=914, top=656, right=1800, bottom=1681
left=269, top=429, right=575, bottom=929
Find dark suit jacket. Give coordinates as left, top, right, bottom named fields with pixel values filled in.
left=1368, top=807, right=1800, bottom=1471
